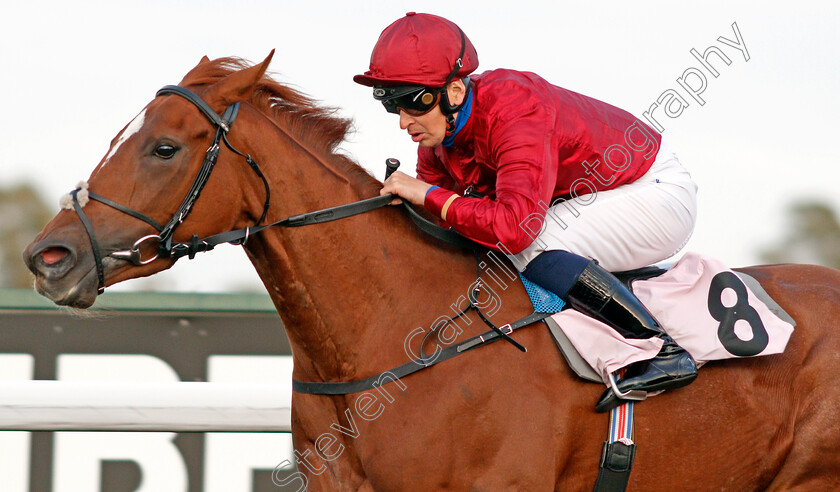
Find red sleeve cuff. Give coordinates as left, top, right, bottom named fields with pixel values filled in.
left=424, top=187, right=459, bottom=220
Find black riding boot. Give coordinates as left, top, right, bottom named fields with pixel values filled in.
left=566, top=261, right=698, bottom=413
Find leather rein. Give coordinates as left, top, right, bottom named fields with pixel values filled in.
left=69, top=85, right=549, bottom=394
left=70, top=85, right=475, bottom=293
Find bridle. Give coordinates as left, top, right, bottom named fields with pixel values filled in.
left=69, top=85, right=473, bottom=295
left=68, top=85, right=271, bottom=293
left=68, top=83, right=539, bottom=376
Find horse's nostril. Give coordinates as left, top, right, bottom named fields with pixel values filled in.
left=40, top=247, right=70, bottom=266
left=24, top=242, right=77, bottom=280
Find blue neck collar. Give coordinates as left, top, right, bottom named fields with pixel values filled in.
left=442, top=88, right=473, bottom=147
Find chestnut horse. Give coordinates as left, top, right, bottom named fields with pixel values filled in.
left=24, top=53, right=840, bottom=490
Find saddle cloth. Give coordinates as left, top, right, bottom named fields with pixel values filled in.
left=524, top=252, right=796, bottom=385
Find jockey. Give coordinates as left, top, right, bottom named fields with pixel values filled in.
left=355, top=12, right=699, bottom=412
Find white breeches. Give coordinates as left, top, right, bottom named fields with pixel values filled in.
left=510, top=140, right=698, bottom=272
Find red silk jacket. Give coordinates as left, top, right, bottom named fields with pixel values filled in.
left=420, top=69, right=662, bottom=254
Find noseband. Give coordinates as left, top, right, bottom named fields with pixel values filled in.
left=69, top=85, right=271, bottom=293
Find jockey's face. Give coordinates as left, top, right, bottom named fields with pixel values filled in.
left=399, top=105, right=448, bottom=147
left=398, top=80, right=466, bottom=148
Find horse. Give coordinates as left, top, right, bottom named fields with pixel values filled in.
left=23, top=52, right=840, bottom=490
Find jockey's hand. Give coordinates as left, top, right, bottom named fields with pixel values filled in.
left=380, top=171, right=433, bottom=207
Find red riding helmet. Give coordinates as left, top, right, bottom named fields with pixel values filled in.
left=353, top=12, right=479, bottom=88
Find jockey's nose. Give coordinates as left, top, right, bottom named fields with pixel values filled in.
left=23, top=240, right=77, bottom=281
left=399, top=111, right=414, bottom=130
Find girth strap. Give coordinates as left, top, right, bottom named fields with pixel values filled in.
left=594, top=401, right=637, bottom=492
left=292, top=311, right=549, bottom=395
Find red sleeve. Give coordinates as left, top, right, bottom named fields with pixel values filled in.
left=426, top=101, right=559, bottom=254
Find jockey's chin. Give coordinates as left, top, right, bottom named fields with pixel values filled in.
left=400, top=108, right=447, bottom=148
left=414, top=131, right=445, bottom=148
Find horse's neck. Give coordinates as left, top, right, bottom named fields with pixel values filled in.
left=241, top=127, right=476, bottom=383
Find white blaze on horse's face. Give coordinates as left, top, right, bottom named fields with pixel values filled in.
left=95, top=108, right=147, bottom=175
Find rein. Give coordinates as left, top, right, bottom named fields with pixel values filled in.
left=69, top=84, right=548, bottom=390
left=69, top=85, right=473, bottom=293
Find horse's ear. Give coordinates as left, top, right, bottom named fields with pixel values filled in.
left=181, top=55, right=214, bottom=82
left=204, top=50, right=275, bottom=109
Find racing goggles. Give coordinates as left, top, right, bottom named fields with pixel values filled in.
left=372, top=85, right=443, bottom=116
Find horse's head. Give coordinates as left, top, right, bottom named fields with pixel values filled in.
left=24, top=52, right=275, bottom=308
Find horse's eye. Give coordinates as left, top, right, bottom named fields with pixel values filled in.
left=153, top=144, right=178, bottom=159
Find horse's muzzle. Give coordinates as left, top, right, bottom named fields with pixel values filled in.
left=23, top=238, right=98, bottom=307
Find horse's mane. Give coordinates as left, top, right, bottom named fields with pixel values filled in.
left=181, top=57, right=379, bottom=189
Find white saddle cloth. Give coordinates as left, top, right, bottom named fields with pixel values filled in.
left=550, top=252, right=796, bottom=385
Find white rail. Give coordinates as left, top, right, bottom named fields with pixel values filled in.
left=0, top=381, right=292, bottom=432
